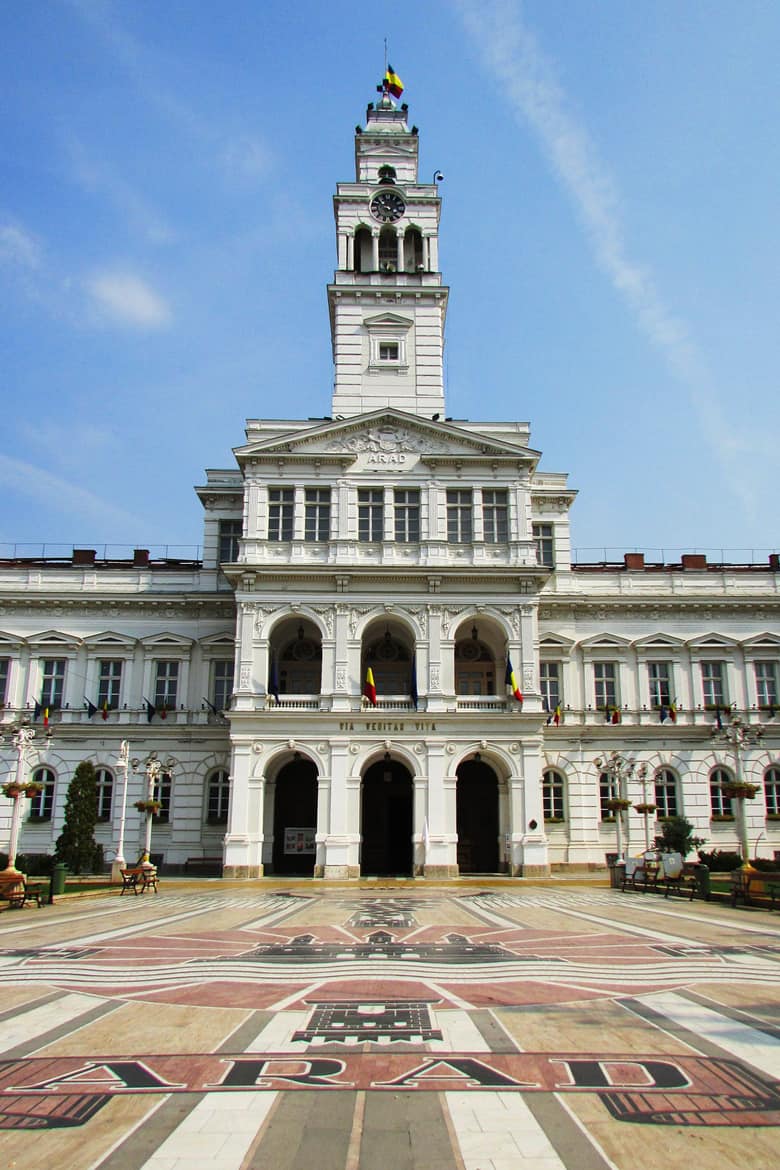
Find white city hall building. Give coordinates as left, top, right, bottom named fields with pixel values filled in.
left=2, top=93, right=780, bottom=878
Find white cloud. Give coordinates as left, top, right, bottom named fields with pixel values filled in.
left=222, top=135, right=275, bottom=183
left=0, top=221, right=42, bottom=269
left=66, top=139, right=175, bottom=245
left=454, top=0, right=755, bottom=517
left=0, top=452, right=144, bottom=531
left=86, top=270, right=172, bottom=328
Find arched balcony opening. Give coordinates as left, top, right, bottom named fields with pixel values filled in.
left=268, top=618, right=322, bottom=708
left=378, top=226, right=398, bottom=273
left=403, top=226, right=423, bottom=272
left=361, top=622, right=416, bottom=710
left=354, top=226, right=372, bottom=273
left=454, top=620, right=501, bottom=708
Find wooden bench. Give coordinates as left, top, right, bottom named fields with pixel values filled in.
left=663, top=862, right=702, bottom=901
left=621, top=860, right=661, bottom=893
left=0, top=875, right=46, bottom=909
left=120, top=866, right=159, bottom=895
left=730, top=869, right=780, bottom=908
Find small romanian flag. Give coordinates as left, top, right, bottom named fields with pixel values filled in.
left=101, top=701, right=109, bottom=721
left=384, top=65, right=404, bottom=99
left=364, top=666, right=377, bottom=707
left=553, top=704, right=561, bottom=726
left=505, top=659, right=523, bottom=703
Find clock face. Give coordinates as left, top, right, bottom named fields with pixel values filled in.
left=370, top=190, right=406, bottom=223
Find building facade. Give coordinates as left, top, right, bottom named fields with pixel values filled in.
left=2, top=93, right=779, bottom=876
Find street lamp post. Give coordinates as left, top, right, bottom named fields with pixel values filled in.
left=712, top=714, right=762, bottom=861
left=1, top=726, right=37, bottom=877
left=110, top=740, right=131, bottom=884
left=595, top=751, right=641, bottom=864
left=132, top=751, right=174, bottom=869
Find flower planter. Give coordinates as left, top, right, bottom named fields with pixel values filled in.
left=634, top=804, right=657, bottom=815
left=605, top=799, right=631, bottom=812
left=134, top=801, right=162, bottom=814
left=721, top=784, right=759, bottom=800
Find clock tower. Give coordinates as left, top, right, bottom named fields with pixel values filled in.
left=328, top=94, right=448, bottom=419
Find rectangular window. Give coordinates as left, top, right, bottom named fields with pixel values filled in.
left=95, top=768, right=113, bottom=821
left=378, top=341, right=399, bottom=361
left=447, top=489, right=472, bottom=543
left=482, top=489, right=508, bottom=543
left=599, top=773, right=616, bottom=820
left=532, top=523, right=555, bottom=568
left=358, top=489, right=384, bottom=542
left=29, top=769, right=55, bottom=821
left=305, top=488, right=331, bottom=542
left=153, top=773, right=172, bottom=823
left=207, top=770, right=230, bottom=824
left=701, top=661, right=727, bottom=707
left=394, top=489, right=420, bottom=542
left=154, top=661, right=179, bottom=710
left=212, top=660, right=234, bottom=711
left=542, top=772, right=565, bottom=820
left=648, top=662, right=672, bottom=708
left=594, top=662, right=617, bottom=709
left=0, top=658, right=8, bottom=707
left=755, top=662, right=779, bottom=708
left=218, top=519, right=242, bottom=562
left=41, top=659, right=66, bottom=708
left=98, top=660, right=122, bottom=710
left=268, top=488, right=294, bottom=541
left=540, top=663, right=561, bottom=711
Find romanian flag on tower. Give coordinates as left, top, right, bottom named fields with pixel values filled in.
left=363, top=666, right=377, bottom=707
left=384, top=65, right=404, bottom=99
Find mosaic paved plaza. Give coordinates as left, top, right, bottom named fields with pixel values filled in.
left=0, top=882, right=778, bottom=1169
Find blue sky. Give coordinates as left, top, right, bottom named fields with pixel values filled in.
left=1, top=0, right=778, bottom=562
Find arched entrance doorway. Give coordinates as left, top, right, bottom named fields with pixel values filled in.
left=361, top=758, right=414, bottom=876
left=271, top=757, right=318, bottom=876
left=456, top=759, right=500, bottom=873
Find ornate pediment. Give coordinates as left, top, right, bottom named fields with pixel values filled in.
left=235, top=409, right=537, bottom=466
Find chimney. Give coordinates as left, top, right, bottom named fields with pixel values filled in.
left=770, top=554, right=780, bottom=571
left=133, top=549, right=150, bottom=567
left=623, top=553, right=645, bottom=570
left=72, top=548, right=96, bottom=566
left=681, top=554, right=707, bottom=570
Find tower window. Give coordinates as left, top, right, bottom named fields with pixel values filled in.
left=358, top=489, right=384, bottom=541
left=447, top=490, right=473, bottom=543
left=305, top=488, right=331, bottom=542
left=394, top=489, right=420, bottom=542
left=268, top=488, right=294, bottom=541
left=482, top=490, right=508, bottom=543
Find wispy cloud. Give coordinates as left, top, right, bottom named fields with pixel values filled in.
left=454, top=0, right=757, bottom=509
left=66, top=138, right=175, bottom=245
left=18, top=419, right=118, bottom=472
left=86, top=270, right=172, bottom=328
left=221, top=135, right=275, bottom=184
left=0, top=221, right=42, bottom=269
left=0, top=452, right=144, bottom=531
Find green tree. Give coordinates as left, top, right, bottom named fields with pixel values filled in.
left=55, top=760, right=98, bottom=874
left=655, top=815, right=705, bottom=859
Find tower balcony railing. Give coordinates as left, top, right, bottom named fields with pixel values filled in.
left=456, top=697, right=509, bottom=712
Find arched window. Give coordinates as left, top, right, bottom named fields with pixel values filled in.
left=363, top=630, right=412, bottom=696
left=764, top=766, right=780, bottom=818
left=403, top=226, right=423, bottom=271
left=277, top=628, right=322, bottom=694
left=654, top=768, right=678, bottom=818
left=542, top=769, right=565, bottom=821
left=454, top=637, right=496, bottom=696
left=710, top=766, right=734, bottom=819
left=207, top=770, right=230, bottom=825
left=95, top=768, right=113, bottom=822
left=29, top=768, right=55, bottom=821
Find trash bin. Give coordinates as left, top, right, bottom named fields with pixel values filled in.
left=51, top=863, right=67, bottom=897
left=693, top=864, right=710, bottom=901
